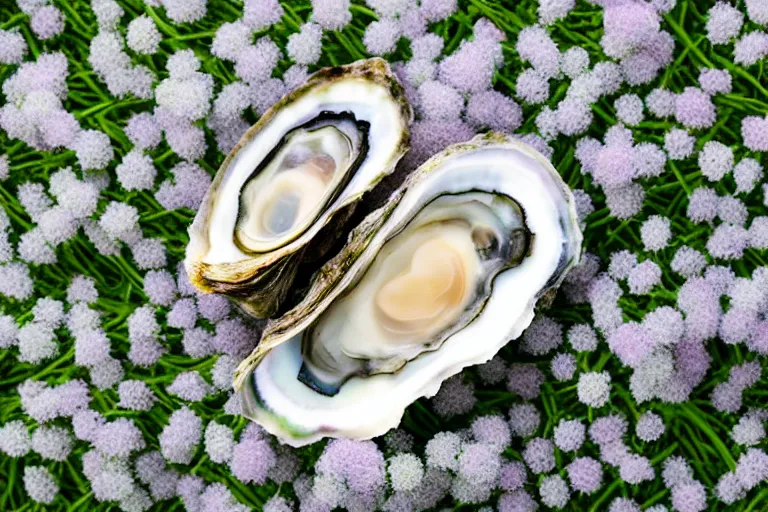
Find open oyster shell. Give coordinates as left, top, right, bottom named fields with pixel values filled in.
left=185, top=58, right=412, bottom=317
left=234, top=133, right=583, bottom=446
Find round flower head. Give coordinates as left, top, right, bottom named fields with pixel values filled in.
left=706, top=2, right=744, bottom=44
left=363, top=19, right=401, bottom=56
left=500, top=461, right=527, bottom=491
left=615, top=94, right=644, bottom=125
left=554, top=419, right=585, bottom=452
left=0, top=29, right=28, bottom=65
left=516, top=69, right=550, bottom=104
left=568, top=323, right=599, bottom=352
left=567, top=456, right=603, bottom=493
left=287, top=23, right=323, bottom=66
left=734, top=158, right=763, bottom=194
left=458, top=442, right=501, bottom=485
left=578, top=371, right=611, bottom=407
left=388, top=453, right=424, bottom=492
left=520, top=315, right=562, bottom=355
left=627, top=260, right=661, bottom=295
left=471, top=415, right=511, bottom=452
left=640, top=215, right=671, bottom=251
left=699, top=141, right=734, bottom=182
left=699, top=68, right=732, bottom=95
left=126, top=15, right=161, bottom=54
left=23, top=466, right=58, bottom=504
left=605, top=183, right=645, bottom=220
left=671, top=480, right=707, bottom=512
left=509, top=403, right=541, bottom=438
left=608, top=498, right=642, bottom=512
left=664, top=128, right=695, bottom=160
left=561, top=46, right=589, bottom=77
left=311, top=0, right=351, bottom=30
left=646, top=88, right=676, bottom=118
left=507, top=364, right=545, bottom=400
left=636, top=411, right=665, bottom=441
left=741, top=115, right=768, bottom=152
left=734, top=32, right=768, bottom=67
left=675, top=87, right=716, bottom=130
left=731, top=414, right=765, bottom=446
left=465, top=90, right=522, bottom=132
left=707, top=223, right=749, bottom=260
left=551, top=352, right=577, bottom=381
left=431, top=375, right=476, bottom=417
left=539, top=474, right=570, bottom=509
left=425, top=431, right=462, bottom=471
left=522, top=437, right=555, bottom=474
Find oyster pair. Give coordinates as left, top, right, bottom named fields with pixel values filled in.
left=185, top=59, right=582, bottom=446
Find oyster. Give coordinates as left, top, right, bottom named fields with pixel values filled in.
left=235, top=133, right=583, bottom=446
left=185, top=58, right=411, bottom=317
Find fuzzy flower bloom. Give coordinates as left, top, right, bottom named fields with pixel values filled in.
left=516, top=69, right=550, bottom=104
left=476, top=355, right=507, bottom=385
left=605, top=183, right=645, bottom=220
left=687, top=187, right=719, bottom=223
left=204, top=421, right=234, bottom=464
left=0, top=420, right=31, bottom=457
left=732, top=414, right=766, bottom=446
left=425, top=431, right=462, bottom=471
left=568, top=323, right=599, bottom=352
left=567, top=456, right=603, bottom=493
left=640, top=215, right=671, bottom=251
left=707, top=223, right=749, bottom=260
left=167, top=371, right=211, bottom=402
left=516, top=25, right=561, bottom=78
left=520, top=316, right=562, bottom=355
left=523, top=437, right=555, bottom=474
left=663, top=128, right=695, bottom=160
left=0, top=29, right=28, bottom=64
left=699, top=141, right=734, bottom=181
left=672, top=481, right=708, bottom=512
left=311, top=0, right=351, bottom=30
left=471, top=415, right=511, bottom=452
left=706, top=2, right=743, bottom=44
left=125, top=112, right=161, bottom=149
left=31, top=425, right=72, bottom=461
left=675, top=87, right=716, bottom=130
left=636, top=411, right=665, bottom=441
left=30, top=5, right=64, bottom=40
left=615, top=94, right=644, bottom=125
left=388, top=453, right=425, bottom=491
left=508, top=403, right=541, bottom=438
left=287, top=23, right=323, bottom=65
left=663, top=457, right=695, bottom=488
left=734, top=32, right=768, bottom=67
left=734, top=158, right=763, bottom=194
left=71, top=130, right=114, bottom=170
left=627, top=259, right=661, bottom=295
left=23, top=466, right=58, bottom=504
left=646, top=88, right=676, bottom=118
left=465, top=90, right=522, bottom=132
left=699, top=68, right=732, bottom=95
left=159, top=407, right=202, bottom=465
left=432, top=375, right=476, bottom=417
left=126, top=15, right=161, bottom=54
left=539, top=474, right=570, bottom=509
left=551, top=352, right=577, bottom=381
left=117, top=380, right=156, bottom=411
left=742, top=115, right=768, bottom=152
left=578, top=371, right=611, bottom=407
left=561, top=46, right=589, bottom=77
left=554, top=419, right=585, bottom=452
left=507, top=363, right=545, bottom=400
left=363, top=19, right=401, bottom=56
left=93, top=418, right=145, bottom=458
left=736, top=448, right=768, bottom=490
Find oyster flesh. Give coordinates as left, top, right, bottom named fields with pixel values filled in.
left=235, top=133, right=583, bottom=446
left=185, top=58, right=411, bottom=317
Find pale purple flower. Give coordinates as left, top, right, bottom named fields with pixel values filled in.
left=507, top=364, right=545, bottom=400
left=675, top=87, right=716, bottom=130
left=93, top=418, right=145, bottom=458
left=159, top=407, right=202, bottom=464
left=126, top=15, right=161, bottom=54
left=640, top=215, right=671, bottom=251
left=706, top=2, right=743, bottom=44
left=605, top=183, right=645, bottom=219
left=471, top=415, right=510, bottom=452
left=432, top=375, right=476, bottom=417
left=577, top=371, right=611, bottom=407
left=363, top=19, right=401, bottom=56
left=520, top=315, right=562, bottom=355
left=0, top=29, right=28, bottom=64
left=515, top=69, right=550, bottom=104
left=567, top=456, right=603, bottom=493
left=508, top=403, right=540, bottom=438
left=664, top=128, right=695, bottom=160
left=646, top=88, right=676, bottom=118
left=243, top=0, right=283, bottom=30
left=707, top=223, right=749, bottom=260
left=734, top=31, right=768, bottom=66
left=234, top=38, right=281, bottom=84
left=311, top=0, right=351, bottom=30
left=627, top=260, right=661, bottom=295
left=734, top=158, right=763, bottom=194
left=523, top=437, right=555, bottom=474
left=699, top=141, right=734, bottom=182
left=551, top=352, right=577, bottom=381
left=287, top=23, right=323, bottom=65
left=465, top=90, right=522, bottom=132
left=23, top=466, right=58, bottom=504
left=742, top=115, right=768, bottom=152
left=615, top=94, right=644, bottom=125
left=167, top=371, right=211, bottom=402
left=699, top=68, right=732, bottom=95
left=425, top=431, right=461, bottom=471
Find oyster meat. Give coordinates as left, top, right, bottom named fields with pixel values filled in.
left=185, top=58, right=411, bottom=317
left=235, top=133, right=583, bottom=446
